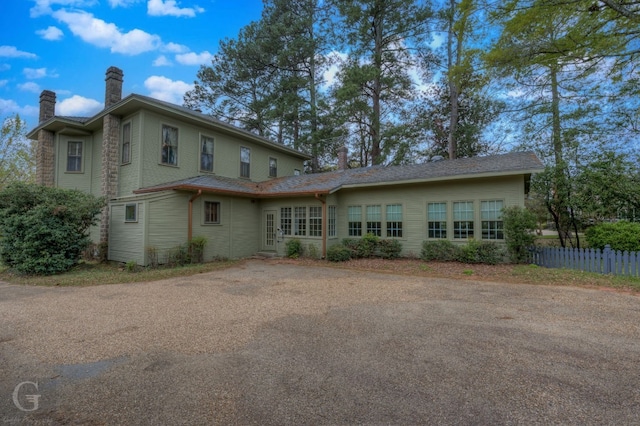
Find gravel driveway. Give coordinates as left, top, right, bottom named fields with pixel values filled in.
left=1, top=259, right=639, bottom=425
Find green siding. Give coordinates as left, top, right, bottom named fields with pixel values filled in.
left=90, top=130, right=102, bottom=196
left=109, top=202, right=145, bottom=264
left=56, top=135, right=93, bottom=193
left=117, top=113, right=141, bottom=196
left=147, top=193, right=190, bottom=262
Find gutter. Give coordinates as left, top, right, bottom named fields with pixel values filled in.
left=188, top=190, right=203, bottom=243
left=315, top=193, right=327, bottom=259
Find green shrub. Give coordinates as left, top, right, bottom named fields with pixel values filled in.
left=166, top=244, right=191, bottom=266
left=125, top=260, right=138, bottom=273
left=475, top=241, right=505, bottom=265
left=378, top=239, right=402, bottom=259
left=307, top=243, right=320, bottom=259
left=342, top=233, right=379, bottom=258
left=327, top=244, right=352, bottom=262
left=188, top=236, right=208, bottom=264
left=458, top=239, right=480, bottom=263
left=420, top=240, right=460, bottom=261
left=585, top=221, right=640, bottom=252
left=285, top=238, right=303, bottom=258
left=0, top=183, right=104, bottom=275
left=502, top=206, right=537, bottom=263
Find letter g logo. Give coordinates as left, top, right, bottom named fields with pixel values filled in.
left=12, top=381, right=40, bottom=412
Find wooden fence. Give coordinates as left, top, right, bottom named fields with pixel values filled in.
left=529, top=245, right=640, bottom=277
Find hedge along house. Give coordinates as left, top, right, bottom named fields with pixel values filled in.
left=29, top=67, right=544, bottom=265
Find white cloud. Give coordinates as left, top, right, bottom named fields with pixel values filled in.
left=18, top=82, right=42, bottom=93
left=0, top=80, right=8, bottom=88
left=153, top=55, right=172, bottom=66
left=144, top=75, right=193, bottom=104
left=108, top=0, right=142, bottom=6
left=322, top=51, right=347, bottom=87
left=0, top=98, right=39, bottom=119
left=429, top=33, right=444, bottom=50
left=147, top=0, right=204, bottom=17
left=0, top=46, right=37, bottom=59
left=23, top=67, right=57, bottom=79
left=175, top=51, right=213, bottom=66
left=52, top=10, right=162, bottom=55
left=57, top=95, right=103, bottom=116
left=30, top=0, right=97, bottom=18
left=36, top=26, right=64, bottom=41
left=163, top=42, right=189, bottom=53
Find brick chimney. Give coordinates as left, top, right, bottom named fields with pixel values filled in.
left=100, top=67, right=123, bottom=245
left=337, top=146, right=348, bottom=170
left=105, top=66, right=123, bottom=108
left=35, top=90, right=56, bottom=186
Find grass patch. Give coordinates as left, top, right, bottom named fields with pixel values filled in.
left=0, top=259, right=239, bottom=287
left=510, top=264, right=640, bottom=292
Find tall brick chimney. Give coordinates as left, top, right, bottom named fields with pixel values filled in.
left=105, top=66, right=123, bottom=108
left=100, top=67, right=123, bottom=245
left=36, top=90, right=56, bottom=186
left=337, top=146, right=348, bottom=171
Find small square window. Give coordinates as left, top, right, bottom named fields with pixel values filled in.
left=204, top=201, right=220, bottom=224
left=125, top=204, right=137, bottom=222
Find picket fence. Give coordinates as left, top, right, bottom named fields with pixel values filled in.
left=528, top=245, right=640, bottom=277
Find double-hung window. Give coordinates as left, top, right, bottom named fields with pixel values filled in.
left=428, top=202, right=447, bottom=239
left=453, top=201, right=474, bottom=239
left=309, top=206, right=322, bottom=237
left=328, top=206, right=337, bottom=237
left=366, top=205, right=382, bottom=236
left=280, top=207, right=292, bottom=235
left=348, top=206, right=362, bottom=237
left=481, top=200, right=504, bottom=240
left=121, top=123, right=131, bottom=164
left=204, top=201, right=220, bottom=224
left=125, top=204, right=137, bottom=222
left=386, top=204, right=403, bottom=238
left=269, top=157, right=277, bottom=177
left=67, top=141, right=82, bottom=172
left=161, top=125, right=178, bottom=166
left=240, top=146, right=251, bottom=178
left=294, top=207, right=306, bottom=236
left=200, top=136, right=214, bottom=172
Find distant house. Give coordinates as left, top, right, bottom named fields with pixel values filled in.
left=28, top=67, right=544, bottom=265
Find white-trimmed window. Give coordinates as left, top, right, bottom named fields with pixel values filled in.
left=309, top=206, right=322, bottom=237
left=348, top=206, right=362, bottom=237
left=204, top=201, right=220, bottom=224
left=366, top=205, right=382, bottom=237
left=269, top=157, right=277, bottom=177
left=125, top=204, right=137, bottom=222
left=428, top=202, right=447, bottom=239
left=121, top=123, right=131, bottom=164
left=240, top=146, right=251, bottom=178
left=161, top=124, right=178, bottom=166
left=280, top=207, right=292, bottom=235
left=386, top=204, right=403, bottom=238
left=481, top=200, right=504, bottom=240
left=67, top=141, right=82, bottom=172
left=200, top=136, right=214, bottom=172
left=328, top=206, right=337, bottom=237
left=453, top=201, right=474, bottom=239
left=294, top=206, right=306, bottom=236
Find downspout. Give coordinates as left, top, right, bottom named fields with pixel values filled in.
left=315, top=193, right=327, bottom=258
left=188, top=190, right=203, bottom=243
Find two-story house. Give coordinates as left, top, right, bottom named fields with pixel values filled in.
left=28, top=67, right=544, bottom=265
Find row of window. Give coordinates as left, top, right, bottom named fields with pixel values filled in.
left=428, top=200, right=504, bottom=240
left=280, top=206, right=337, bottom=238
left=348, top=204, right=403, bottom=238
left=125, top=201, right=221, bottom=224
left=67, top=123, right=301, bottom=179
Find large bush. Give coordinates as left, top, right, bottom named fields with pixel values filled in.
left=342, top=233, right=379, bottom=258
left=420, top=240, right=460, bottom=261
left=502, top=206, right=537, bottom=263
left=326, top=244, right=352, bottom=262
left=0, top=183, right=103, bottom=275
left=585, top=221, right=640, bottom=252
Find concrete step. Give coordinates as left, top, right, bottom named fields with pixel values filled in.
left=254, top=251, right=279, bottom=258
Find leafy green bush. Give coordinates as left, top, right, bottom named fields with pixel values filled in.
left=166, top=243, right=191, bottom=266
left=188, top=236, right=208, bottom=263
left=459, top=240, right=504, bottom=264
left=0, top=183, right=103, bottom=275
left=502, top=206, right=537, bottom=263
left=285, top=238, right=303, bottom=258
left=585, top=221, right=640, bottom=252
left=378, top=239, right=402, bottom=259
left=420, top=240, right=460, bottom=261
left=327, top=244, right=352, bottom=262
left=342, top=233, right=379, bottom=258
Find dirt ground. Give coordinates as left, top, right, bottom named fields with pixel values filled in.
left=1, top=259, right=639, bottom=425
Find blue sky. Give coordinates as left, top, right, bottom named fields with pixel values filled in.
left=0, top=0, right=264, bottom=129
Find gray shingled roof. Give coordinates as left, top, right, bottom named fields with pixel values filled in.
left=135, top=151, right=543, bottom=197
